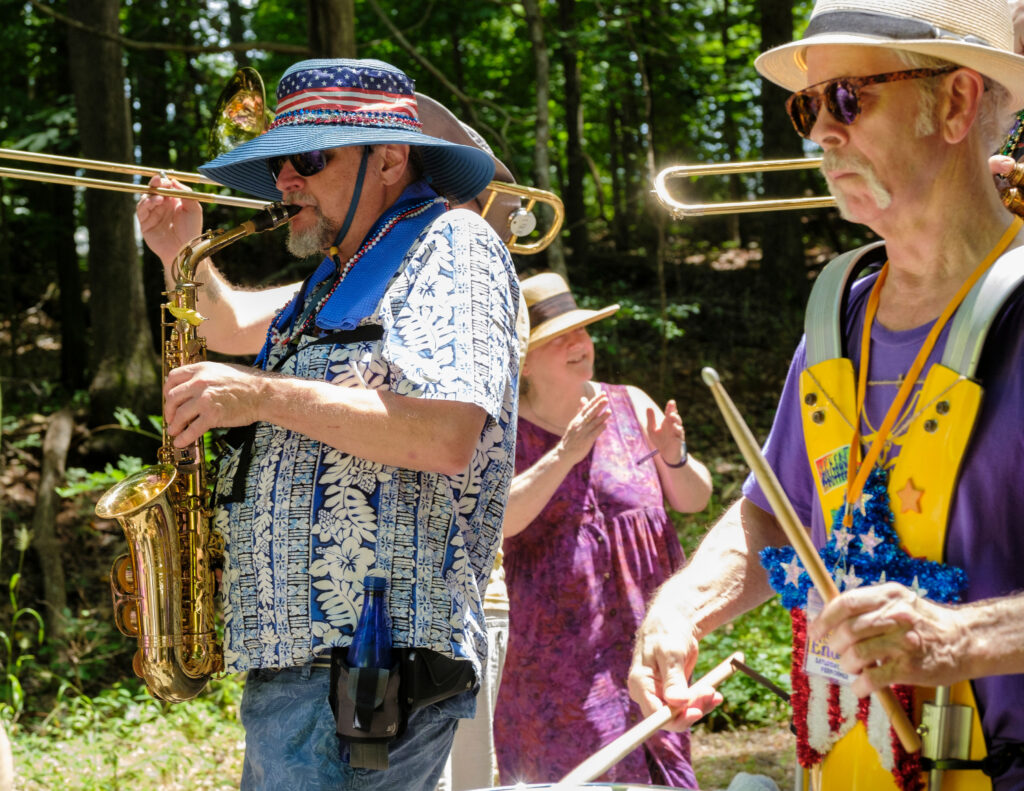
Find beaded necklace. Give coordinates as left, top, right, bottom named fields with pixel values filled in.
left=1000, top=109, right=1024, bottom=158
left=266, top=197, right=439, bottom=353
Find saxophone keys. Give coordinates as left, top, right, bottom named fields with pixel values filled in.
left=167, top=305, right=206, bottom=326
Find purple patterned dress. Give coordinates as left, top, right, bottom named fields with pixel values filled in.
left=494, top=383, right=697, bottom=787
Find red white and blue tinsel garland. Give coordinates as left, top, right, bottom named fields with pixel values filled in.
left=759, top=466, right=968, bottom=791
left=761, top=466, right=967, bottom=611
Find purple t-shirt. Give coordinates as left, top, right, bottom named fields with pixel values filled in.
left=744, top=273, right=1024, bottom=785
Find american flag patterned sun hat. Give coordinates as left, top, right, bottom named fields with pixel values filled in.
left=200, top=59, right=495, bottom=205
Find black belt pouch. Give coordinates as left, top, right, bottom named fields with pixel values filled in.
left=328, top=647, right=477, bottom=768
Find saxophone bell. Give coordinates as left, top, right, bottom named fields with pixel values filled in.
left=98, top=463, right=218, bottom=702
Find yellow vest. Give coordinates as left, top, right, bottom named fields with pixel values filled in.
left=794, top=243, right=1024, bottom=790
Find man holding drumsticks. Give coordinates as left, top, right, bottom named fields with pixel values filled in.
left=630, top=1, right=1024, bottom=789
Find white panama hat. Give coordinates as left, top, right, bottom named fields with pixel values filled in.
left=755, top=0, right=1024, bottom=110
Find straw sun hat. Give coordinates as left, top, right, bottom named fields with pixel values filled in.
left=521, top=272, right=619, bottom=351
left=755, top=0, right=1024, bottom=110
left=200, top=59, right=494, bottom=205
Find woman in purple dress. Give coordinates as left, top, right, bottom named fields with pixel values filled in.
left=494, top=272, right=712, bottom=787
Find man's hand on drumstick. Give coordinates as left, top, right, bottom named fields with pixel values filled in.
left=627, top=607, right=724, bottom=731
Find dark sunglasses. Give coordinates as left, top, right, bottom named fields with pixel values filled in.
left=785, top=66, right=957, bottom=138
left=267, top=149, right=331, bottom=181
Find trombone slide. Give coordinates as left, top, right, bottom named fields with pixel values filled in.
left=0, top=163, right=266, bottom=209
left=0, top=147, right=563, bottom=253
left=653, top=157, right=835, bottom=218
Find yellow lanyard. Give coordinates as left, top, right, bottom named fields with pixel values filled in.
left=842, top=216, right=1023, bottom=527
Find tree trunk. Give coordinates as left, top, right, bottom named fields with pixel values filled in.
left=52, top=185, right=87, bottom=391
left=226, top=0, right=252, bottom=67
left=308, top=0, right=356, bottom=58
left=558, top=0, right=588, bottom=270
left=757, top=0, right=808, bottom=314
left=608, top=100, right=629, bottom=252
left=522, top=0, right=566, bottom=276
left=31, top=407, right=75, bottom=641
left=720, top=2, right=742, bottom=245
left=127, top=7, right=177, bottom=356
left=633, top=37, right=669, bottom=392
left=67, top=0, right=159, bottom=429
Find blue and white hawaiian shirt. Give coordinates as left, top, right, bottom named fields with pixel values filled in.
left=213, top=208, right=519, bottom=678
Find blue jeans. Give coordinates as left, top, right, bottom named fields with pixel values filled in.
left=240, top=664, right=475, bottom=791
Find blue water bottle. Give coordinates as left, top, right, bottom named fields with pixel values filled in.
left=346, top=570, right=394, bottom=769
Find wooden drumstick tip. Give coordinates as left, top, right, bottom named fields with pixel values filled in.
left=701, top=367, right=720, bottom=386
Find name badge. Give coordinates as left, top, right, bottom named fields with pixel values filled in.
left=804, top=590, right=855, bottom=685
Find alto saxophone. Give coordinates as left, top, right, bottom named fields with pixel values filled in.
left=96, top=203, right=299, bottom=702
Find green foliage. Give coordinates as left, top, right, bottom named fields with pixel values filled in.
left=695, top=600, right=793, bottom=729
left=1, top=574, right=45, bottom=724
left=42, top=608, right=136, bottom=693
left=2, top=419, right=41, bottom=450
left=8, top=676, right=245, bottom=790
left=55, top=407, right=160, bottom=496
left=57, top=456, right=145, bottom=498
left=107, top=407, right=163, bottom=441
left=586, top=294, right=700, bottom=343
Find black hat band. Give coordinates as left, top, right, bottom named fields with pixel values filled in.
left=804, top=11, right=994, bottom=47
left=528, top=292, right=577, bottom=327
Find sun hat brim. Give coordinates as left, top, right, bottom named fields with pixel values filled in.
left=756, top=36, right=1024, bottom=110
left=198, top=123, right=496, bottom=206
left=529, top=305, right=620, bottom=351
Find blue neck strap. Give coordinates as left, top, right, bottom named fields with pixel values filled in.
left=330, top=146, right=370, bottom=253
left=256, top=181, right=445, bottom=368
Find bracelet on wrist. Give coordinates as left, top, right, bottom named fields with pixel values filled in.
left=662, top=441, right=688, bottom=468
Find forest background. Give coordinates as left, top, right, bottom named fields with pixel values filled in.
left=0, top=0, right=883, bottom=788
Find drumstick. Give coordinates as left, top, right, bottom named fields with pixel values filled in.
left=701, top=367, right=922, bottom=754
left=550, top=652, right=743, bottom=790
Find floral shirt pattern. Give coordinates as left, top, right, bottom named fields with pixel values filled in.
left=213, top=209, right=519, bottom=677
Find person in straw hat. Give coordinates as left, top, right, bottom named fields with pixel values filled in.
left=494, top=271, right=711, bottom=785
left=137, top=59, right=520, bottom=791
left=630, top=1, right=1024, bottom=789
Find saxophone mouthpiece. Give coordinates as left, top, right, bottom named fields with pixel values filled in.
left=250, top=202, right=302, bottom=233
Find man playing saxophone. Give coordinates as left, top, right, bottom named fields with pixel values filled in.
left=630, top=1, right=1024, bottom=789
left=137, top=58, right=519, bottom=791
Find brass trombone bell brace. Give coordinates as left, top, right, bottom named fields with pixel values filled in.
left=480, top=181, right=565, bottom=255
